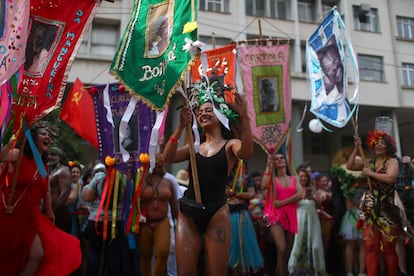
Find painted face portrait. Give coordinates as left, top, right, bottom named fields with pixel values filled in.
left=317, top=36, right=344, bottom=95
left=32, top=26, right=47, bottom=54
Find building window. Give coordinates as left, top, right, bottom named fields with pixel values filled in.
left=402, top=63, right=414, bottom=87
left=246, top=0, right=265, bottom=17
left=301, top=43, right=306, bottom=73
left=397, top=16, right=414, bottom=39
left=198, top=35, right=232, bottom=50
left=78, top=20, right=119, bottom=57
left=358, top=54, right=384, bottom=81
left=246, top=0, right=288, bottom=18
left=270, top=0, right=287, bottom=19
left=200, top=0, right=230, bottom=13
left=298, top=0, right=315, bottom=23
left=322, top=0, right=340, bottom=14
left=353, top=4, right=379, bottom=32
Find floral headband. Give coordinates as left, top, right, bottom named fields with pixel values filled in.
left=367, top=129, right=396, bottom=152
left=68, top=160, right=81, bottom=169
left=189, top=81, right=238, bottom=122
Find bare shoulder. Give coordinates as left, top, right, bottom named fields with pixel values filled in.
left=226, top=138, right=241, bottom=151
left=58, top=165, right=71, bottom=176
left=387, top=157, right=399, bottom=168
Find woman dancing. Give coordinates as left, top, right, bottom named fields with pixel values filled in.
left=347, top=130, right=400, bottom=276
left=163, top=83, right=253, bottom=276
left=262, top=153, right=302, bottom=276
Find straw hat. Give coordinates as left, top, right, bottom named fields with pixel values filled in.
left=331, top=146, right=369, bottom=167
left=340, top=156, right=363, bottom=178
left=175, top=169, right=189, bottom=186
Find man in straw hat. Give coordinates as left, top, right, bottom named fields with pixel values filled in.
left=175, top=169, right=189, bottom=194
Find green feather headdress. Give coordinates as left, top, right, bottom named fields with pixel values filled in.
left=189, top=81, right=238, bottom=122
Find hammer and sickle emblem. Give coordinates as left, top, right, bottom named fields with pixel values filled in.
left=72, top=90, right=83, bottom=106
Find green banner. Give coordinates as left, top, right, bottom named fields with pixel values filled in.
left=110, top=0, right=197, bottom=110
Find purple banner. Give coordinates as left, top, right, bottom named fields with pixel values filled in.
left=92, top=83, right=155, bottom=176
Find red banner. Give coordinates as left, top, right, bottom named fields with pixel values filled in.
left=13, top=0, right=98, bottom=128
left=191, top=44, right=237, bottom=102
left=60, top=78, right=98, bottom=149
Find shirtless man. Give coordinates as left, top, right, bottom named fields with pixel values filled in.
left=48, top=146, right=72, bottom=233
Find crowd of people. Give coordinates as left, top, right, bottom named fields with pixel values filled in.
left=1, top=89, right=414, bottom=276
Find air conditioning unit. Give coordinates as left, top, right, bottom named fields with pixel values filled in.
left=358, top=3, right=371, bottom=23
left=358, top=3, right=371, bottom=14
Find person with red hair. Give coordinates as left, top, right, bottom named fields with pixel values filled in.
left=347, top=129, right=400, bottom=276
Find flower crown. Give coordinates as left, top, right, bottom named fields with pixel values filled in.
left=189, top=81, right=238, bottom=122
left=367, top=129, right=396, bottom=151
left=68, top=160, right=81, bottom=169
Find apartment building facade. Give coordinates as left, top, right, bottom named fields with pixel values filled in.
left=68, top=0, right=414, bottom=173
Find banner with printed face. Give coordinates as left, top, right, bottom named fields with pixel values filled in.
left=110, top=0, right=198, bottom=111
left=91, top=83, right=155, bottom=176
left=12, top=0, right=98, bottom=128
left=0, top=0, right=29, bottom=86
left=238, top=43, right=291, bottom=156
left=307, top=8, right=359, bottom=128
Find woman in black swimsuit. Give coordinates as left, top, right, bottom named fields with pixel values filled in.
left=163, top=87, right=253, bottom=276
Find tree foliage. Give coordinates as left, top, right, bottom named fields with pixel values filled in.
left=43, top=109, right=99, bottom=168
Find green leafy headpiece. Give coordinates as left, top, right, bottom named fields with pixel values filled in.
left=189, top=81, right=238, bottom=122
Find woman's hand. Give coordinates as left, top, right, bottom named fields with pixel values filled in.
left=267, top=156, right=276, bottom=168
left=179, top=106, right=193, bottom=129
left=234, top=93, right=249, bottom=118
left=225, top=187, right=236, bottom=198
left=361, top=166, right=371, bottom=177
left=273, top=199, right=282, bottom=209
left=46, top=210, right=55, bottom=223
left=354, top=136, right=362, bottom=148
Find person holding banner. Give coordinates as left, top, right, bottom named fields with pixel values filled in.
left=162, top=90, right=253, bottom=275
left=0, top=122, right=81, bottom=275
left=347, top=131, right=401, bottom=276
left=138, top=155, right=178, bottom=276
left=262, top=153, right=302, bottom=276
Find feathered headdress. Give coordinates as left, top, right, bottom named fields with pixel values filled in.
left=366, top=129, right=396, bottom=154
left=189, top=81, right=238, bottom=122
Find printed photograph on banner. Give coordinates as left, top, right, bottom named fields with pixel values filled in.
left=113, top=115, right=139, bottom=153
left=315, top=35, right=344, bottom=109
left=252, top=66, right=284, bottom=126
left=92, top=83, right=155, bottom=176
left=24, top=18, right=62, bottom=77
left=146, top=2, right=171, bottom=57
left=258, top=77, right=278, bottom=113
